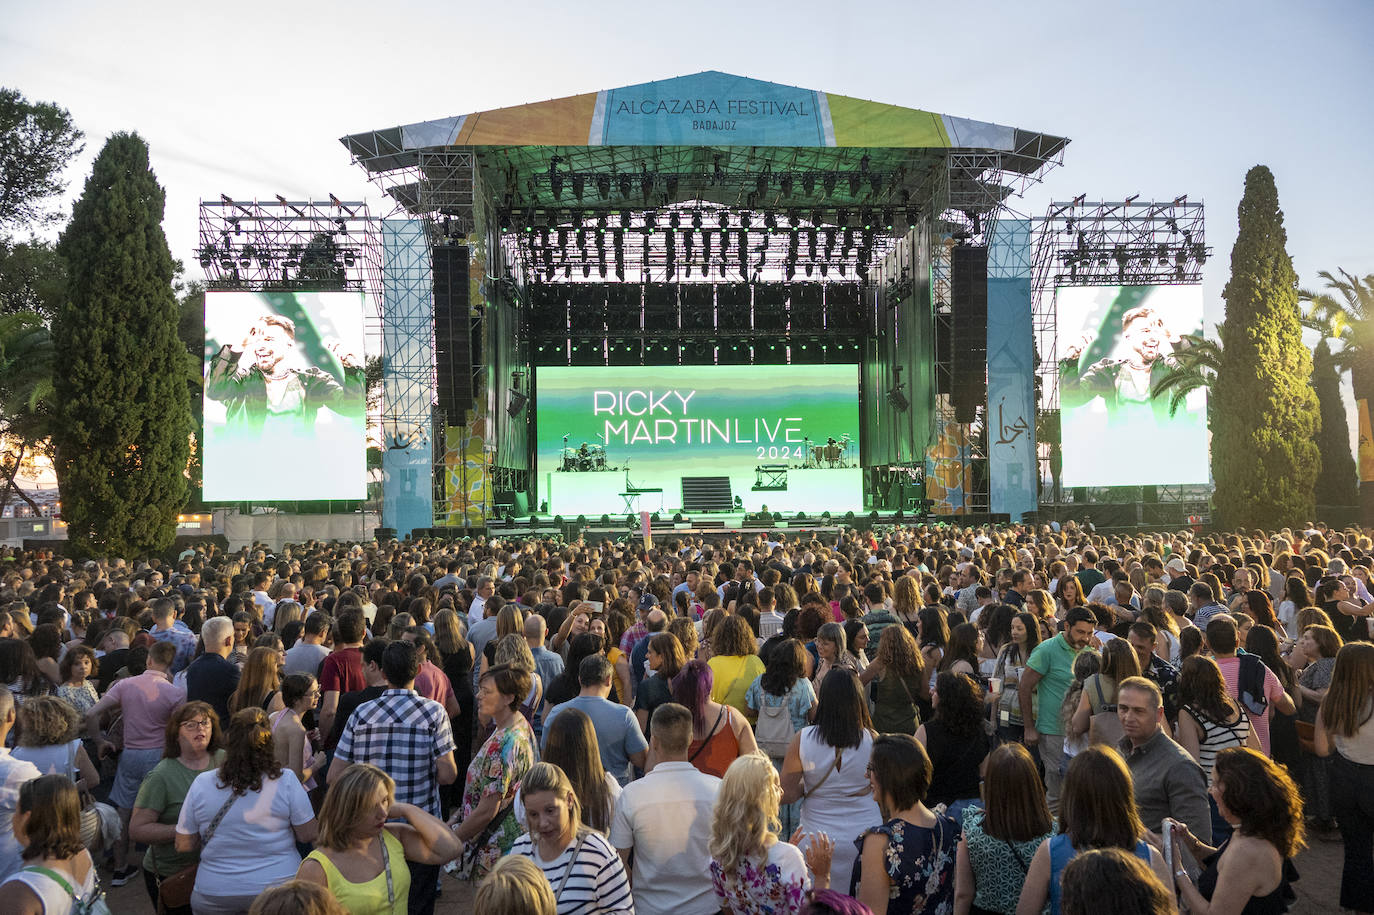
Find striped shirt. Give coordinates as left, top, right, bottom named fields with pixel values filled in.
left=510, top=830, right=634, bottom=915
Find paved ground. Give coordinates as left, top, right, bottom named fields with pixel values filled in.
left=101, top=832, right=1355, bottom=913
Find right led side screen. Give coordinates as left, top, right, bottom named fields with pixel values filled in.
left=1055, top=284, right=1209, bottom=487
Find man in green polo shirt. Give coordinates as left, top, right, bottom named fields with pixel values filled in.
left=1019, top=606, right=1096, bottom=814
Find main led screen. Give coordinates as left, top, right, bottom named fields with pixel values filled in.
left=202, top=291, right=368, bottom=500
left=535, top=365, right=861, bottom=516
left=1055, top=284, right=1208, bottom=487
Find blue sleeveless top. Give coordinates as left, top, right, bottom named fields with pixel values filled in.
left=1047, top=832, right=1151, bottom=915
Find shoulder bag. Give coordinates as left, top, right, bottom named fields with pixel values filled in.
left=156, top=790, right=239, bottom=913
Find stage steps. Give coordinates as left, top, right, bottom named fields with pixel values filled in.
left=681, top=476, right=734, bottom=512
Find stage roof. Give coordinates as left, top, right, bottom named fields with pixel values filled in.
left=341, top=71, right=1068, bottom=179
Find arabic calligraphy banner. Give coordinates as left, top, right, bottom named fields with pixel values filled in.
left=987, top=220, right=1036, bottom=520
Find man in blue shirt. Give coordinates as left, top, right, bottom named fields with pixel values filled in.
left=543, top=655, right=647, bottom=785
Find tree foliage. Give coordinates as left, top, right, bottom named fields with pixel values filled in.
left=0, top=238, right=65, bottom=321
left=1312, top=339, right=1358, bottom=507
left=1210, top=165, right=1321, bottom=528
left=1150, top=329, right=1224, bottom=417
left=52, top=132, right=192, bottom=556
left=0, top=88, right=85, bottom=233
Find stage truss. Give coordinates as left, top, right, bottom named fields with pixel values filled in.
left=341, top=134, right=1065, bottom=524
left=1031, top=197, right=1209, bottom=504
left=195, top=198, right=383, bottom=509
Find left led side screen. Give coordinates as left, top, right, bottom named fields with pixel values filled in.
left=202, top=291, right=368, bottom=500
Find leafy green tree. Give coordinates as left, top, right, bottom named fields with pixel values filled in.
left=1312, top=339, right=1358, bottom=507
left=1300, top=268, right=1374, bottom=517
left=52, top=133, right=191, bottom=556
left=1210, top=165, right=1320, bottom=528
left=0, top=89, right=84, bottom=232
left=0, top=239, right=65, bottom=321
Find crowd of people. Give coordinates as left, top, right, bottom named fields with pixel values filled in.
left=0, top=519, right=1369, bottom=915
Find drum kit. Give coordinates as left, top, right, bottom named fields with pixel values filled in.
left=805, top=434, right=853, bottom=468
left=559, top=441, right=608, bottom=472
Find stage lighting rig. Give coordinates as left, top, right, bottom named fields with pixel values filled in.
left=596, top=174, right=611, bottom=199
left=802, top=173, right=816, bottom=196
left=691, top=211, right=702, bottom=230
left=822, top=173, right=837, bottom=197
left=549, top=156, right=563, bottom=199
left=848, top=173, right=861, bottom=196
left=780, top=175, right=793, bottom=197
left=618, top=174, right=633, bottom=198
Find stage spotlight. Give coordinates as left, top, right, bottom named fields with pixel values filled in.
left=819, top=262, right=829, bottom=277
left=764, top=213, right=776, bottom=231
left=848, top=173, right=861, bottom=196
left=882, top=208, right=894, bottom=229
left=756, top=174, right=768, bottom=197
left=549, top=160, right=563, bottom=199
left=785, top=263, right=796, bottom=281
left=802, top=173, right=816, bottom=196
left=576, top=229, right=586, bottom=249
left=645, top=212, right=657, bottom=230
left=582, top=264, right=591, bottom=278
left=198, top=253, right=212, bottom=269
left=666, top=175, right=679, bottom=198
left=906, top=207, right=918, bottom=225
left=669, top=211, right=680, bottom=230
left=1193, top=243, right=1207, bottom=264
left=741, top=214, right=751, bottom=229
left=564, top=264, right=572, bottom=278
left=640, top=171, right=654, bottom=201
left=596, top=174, right=611, bottom=199
left=780, top=175, right=793, bottom=197
left=718, top=212, right=729, bottom=230
left=692, top=211, right=703, bottom=230
left=620, top=211, right=631, bottom=229
left=572, top=174, right=585, bottom=200
left=713, top=154, right=724, bottom=182
left=822, top=173, right=836, bottom=197
left=618, top=174, right=633, bottom=197
left=870, top=173, right=882, bottom=194
left=596, top=214, right=607, bottom=230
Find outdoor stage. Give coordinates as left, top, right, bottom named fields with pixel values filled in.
left=195, top=72, right=1212, bottom=539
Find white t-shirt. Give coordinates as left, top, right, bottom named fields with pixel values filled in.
left=176, top=769, right=314, bottom=897
left=610, top=761, right=721, bottom=915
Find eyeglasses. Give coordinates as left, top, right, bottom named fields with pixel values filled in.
left=180, top=719, right=213, bottom=731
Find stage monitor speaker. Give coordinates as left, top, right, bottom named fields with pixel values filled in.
left=507, top=391, right=528, bottom=417
left=433, top=244, right=472, bottom=424
left=950, top=245, right=988, bottom=424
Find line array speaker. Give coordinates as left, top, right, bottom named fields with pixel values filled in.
left=950, top=245, right=988, bottom=424
left=433, top=244, right=473, bottom=424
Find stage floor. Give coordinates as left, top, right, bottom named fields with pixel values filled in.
left=541, top=466, right=863, bottom=517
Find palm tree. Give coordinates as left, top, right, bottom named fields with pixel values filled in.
left=1300, top=269, right=1374, bottom=518
left=0, top=310, right=55, bottom=515
left=1149, top=329, right=1225, bottom=418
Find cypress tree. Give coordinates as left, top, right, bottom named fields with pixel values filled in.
left=1313, top=339, right=1358, bottom=507
left=53, top=132, right=191, bottom=556
left=1211, top=165, right=1320, bottom=528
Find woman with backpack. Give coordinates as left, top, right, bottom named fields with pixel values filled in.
left=2, top=774, right=108, bottom=915
left=747, top=639, right=817, bottom=836
left=1068, top=639, right=1139, bottom=747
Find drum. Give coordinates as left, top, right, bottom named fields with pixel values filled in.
left=812, top=446, right=827, bottom=466
left=824, top=444, right=841, bottom=464
left=559, top=448, right=579, bottom=471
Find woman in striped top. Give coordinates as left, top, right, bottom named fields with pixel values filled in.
left=1176, top=655, right=1260, bottom=844
left=509, top=762, right=633, bottom=915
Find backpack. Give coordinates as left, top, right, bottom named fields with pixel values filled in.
left=20, top=865, right=111, bottom=915
left=756, top=694, right=797, bottom=759
left=1236, top=654, right=1269, bottom=717
left=1088, top=675, right=1125, bottom=747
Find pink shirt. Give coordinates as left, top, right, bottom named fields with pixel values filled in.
left=413, top=659, right=456, bottom=708
left=105, top=670, right=186, bottom=749
left=1215, top=656, right=1285, bottom=756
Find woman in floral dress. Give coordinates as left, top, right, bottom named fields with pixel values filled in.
left=854, top=734, right=959, bottom=915
left=450, top=663, right=536, bottom=879
left=709, top=752, right=834, bottom=915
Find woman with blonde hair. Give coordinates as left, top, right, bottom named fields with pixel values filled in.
left=509, top=762, right=632, bottom=915
left=710, top=753, right=833, bottom=915
left=248, top=880, right=346, bottom=915
left=228, top=646, right=285, bottom=715
left=474, top=854, right=555, bottom=915
left=297, top=763, right=457, bottom=915
left=893, top=575, right=921, bottom=629
left=479, top=604, right=528, bottom=678
left=492, top=633, right=543, bottom=724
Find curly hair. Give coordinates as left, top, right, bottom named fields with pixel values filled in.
left=667, top=617, right=698, bottom=659
left=933, top=671, right=984, bottom=738
left=873, top=623, right=923, bottom=680
left=708, top=753, right=781, bottom=876
left=1213, top=747, right=1305, bottom=858
left=16, top=695, right=79, bottom=746
left=217, top=707, right=283, bottom=796
left=712, top=614, right=757, bottom=659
